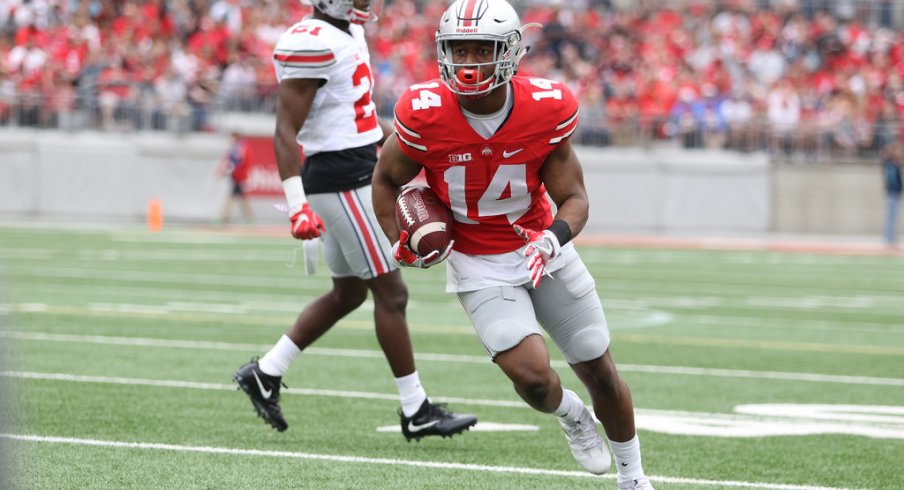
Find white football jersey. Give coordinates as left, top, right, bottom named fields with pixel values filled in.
left=272, top=18, right=382, bottom=156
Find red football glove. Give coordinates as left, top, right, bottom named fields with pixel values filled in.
left=514, top=224, right=561, bottom=288
left=392, top=230, right=453, bottom=269
left=289, top=203, right=325, bottom=240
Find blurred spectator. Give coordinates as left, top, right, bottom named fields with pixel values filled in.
left=699, top=83, right=728, bottom=149
left=6, top=36, right=47, bottom=75
left=217, top=131, right=254, bottom=224
left=210, top=0, right=242, bottom=35
left=604, top=77, right=637, bottom=146
left=882, top=141, right=903, bottom=246
left=874, top=99, right=902, bottom=150
left=96, top=60, right=134, bottom=130
left=721, top=89, right=755, bottom=151
left=767, top=78, right=801, bottom=155
left=669, top=81, right=702, bottom=148
left=154, top=66, right=189, bottom=131
left=748, top=37, right=787, bottom=87
left=577, top=80, right=609, bottom=146
left=821, top=89, right=858, bottom=154
left=219, top=51, right=256, bottom=111
left=0, top=67, right=12, bottom=125
left=187, top=65, right=219, bottom=132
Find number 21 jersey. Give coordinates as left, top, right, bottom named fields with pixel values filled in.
left=273, top=19, right=381, bottom=156
left=393, top=76, right=580, bottom=255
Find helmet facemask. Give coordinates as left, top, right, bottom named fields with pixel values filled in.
left=306, top=0, right=380, bottom=24
left=437, top=32, right=522, bottom=97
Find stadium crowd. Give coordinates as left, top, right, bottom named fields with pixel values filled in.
left=1, top=0, right=903, bottom=158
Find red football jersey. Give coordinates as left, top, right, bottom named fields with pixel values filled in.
left=393, top=76, right=579, bottom=255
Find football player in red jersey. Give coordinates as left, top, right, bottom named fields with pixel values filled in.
left=372, top=0, right=653, bottom=487
left=234, top=0, right=476, bottom=441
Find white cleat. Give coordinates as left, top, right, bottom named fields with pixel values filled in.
left=618, top=477, right=655, bottom=489
left=558, top=405, right=611, bottom=475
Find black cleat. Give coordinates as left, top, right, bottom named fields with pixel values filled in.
left=234, top=359, right=288, bottom=432
left=399, top=400, right=477, bottom=441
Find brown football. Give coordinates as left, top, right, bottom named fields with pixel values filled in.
left=394, top=186, right=454, bottom=257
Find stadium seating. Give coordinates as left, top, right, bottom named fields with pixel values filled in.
left=1, top=0, right=902, bottom=162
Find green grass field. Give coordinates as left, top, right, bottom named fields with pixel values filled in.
left=1, top=223, right=902, bottom=489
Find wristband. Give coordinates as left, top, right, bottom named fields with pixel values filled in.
left=546, top=219, right=572, bottom=246
left=282, top=176, right=307, bottom=215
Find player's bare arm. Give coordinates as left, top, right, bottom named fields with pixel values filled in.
left=274, top=77, right=326, bottom=239
left=371, top=133, right=423, bottom=243
left=376, top=118, right=394, bottom=147
left=541, top=139, right=589, bottom=238
left=273, top=77, right=321, bottom=180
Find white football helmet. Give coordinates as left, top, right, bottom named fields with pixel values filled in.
left=435, top=0, right=540, bottom=96
left=304, top=0, right=378, bottom=24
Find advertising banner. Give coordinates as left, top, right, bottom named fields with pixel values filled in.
left=235, top=136, right=299, bottom=197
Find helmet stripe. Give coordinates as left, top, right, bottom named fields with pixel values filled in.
left=461, top=0, right=479, bottom=26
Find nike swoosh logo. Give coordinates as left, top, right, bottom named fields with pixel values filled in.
left=503, top=148, right=524, bottom=158
left=252, top=371, right=272, bottom=399
left=407, top=420, right=440, bottom=432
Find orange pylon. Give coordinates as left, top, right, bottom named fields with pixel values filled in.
left=147, top=198, right=164, bottom=233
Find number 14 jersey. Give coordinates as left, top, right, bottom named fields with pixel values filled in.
left=393, top=76, right=580, bottom=255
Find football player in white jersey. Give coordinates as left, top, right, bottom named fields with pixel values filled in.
left=371, top=0, right=653, bottom=487
left=234, top=0, right=476, bottom=441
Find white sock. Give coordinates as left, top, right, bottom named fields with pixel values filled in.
left=553, top=388, right=585, bottom=423
left=610, top=434, right=645, bottom=483
left=395, top=371, right=427, bottom=417
left=258, top=335, right=301, bottom=377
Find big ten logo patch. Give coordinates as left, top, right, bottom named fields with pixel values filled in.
left=448, top=153, right=473, bottom=163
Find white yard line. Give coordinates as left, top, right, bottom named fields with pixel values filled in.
left=4, top=234, right=897, bottom=267
left=3, top=265, right=349, bottom=290
left=5, top=370, right=904, bottom=440
left=9, top=264, right=904, bottom=318
left=614, top=364, right=904, bottom=387
left=0, top=369, right=525, bottom=407
left=10, top=280, right=904, bottom=334
left=5, top=370, right=904, bottom=424
left=0, top=433, right=860, bottom=490
left=6, top=329, right=904, bottom=389
left=8, top=264, right=904, bottom=300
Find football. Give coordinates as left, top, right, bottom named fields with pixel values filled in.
left=395, top=186, right=454, bottom=257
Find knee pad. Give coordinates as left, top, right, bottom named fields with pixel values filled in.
left=563, top=325, right=610, bottom=364
left=481, top=318, right=534, bottom=358
left=460, top=287, right=541, bottom=359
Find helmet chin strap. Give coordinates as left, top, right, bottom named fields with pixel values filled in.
left=350, top=7, right=373, bottom=23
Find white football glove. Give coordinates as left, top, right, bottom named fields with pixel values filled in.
left=513, top=224, right=561, bottom=288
